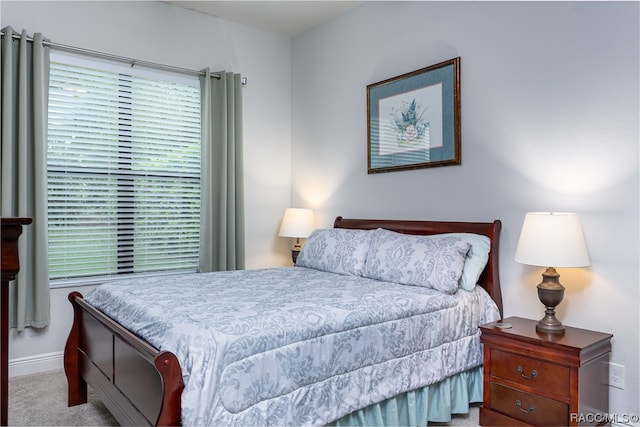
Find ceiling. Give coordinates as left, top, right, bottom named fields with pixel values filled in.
left=166, top=1, right=362, bottom=38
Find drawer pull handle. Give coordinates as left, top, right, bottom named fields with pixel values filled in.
left=516, top=399, right=536, bottom=414
left=517, top=366, right=538, bottom=379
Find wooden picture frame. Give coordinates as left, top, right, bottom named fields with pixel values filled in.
left=367, top=57, right=461, bottom=173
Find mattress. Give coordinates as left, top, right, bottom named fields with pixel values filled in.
left=85, top=266, right=500, bottom=426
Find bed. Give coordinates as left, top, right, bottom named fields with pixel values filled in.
left=64, top=216, right=503, bottom=426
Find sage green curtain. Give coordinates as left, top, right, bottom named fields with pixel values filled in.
left=0, top=27, right=50, bottom=330
left=199, top=69, right=245, bottom=272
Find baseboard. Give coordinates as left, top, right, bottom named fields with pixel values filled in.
left=8, top=351, right=64, bottom=378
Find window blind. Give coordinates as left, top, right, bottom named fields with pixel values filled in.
left=47, top=60, right=201, bottom=281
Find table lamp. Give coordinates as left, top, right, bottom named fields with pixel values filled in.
left=278, top=208, right=315, bottom=264
left=514, top=212, right=590, bottom=334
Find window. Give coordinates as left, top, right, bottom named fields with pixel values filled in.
left=47, top=56, right=201, bottom=284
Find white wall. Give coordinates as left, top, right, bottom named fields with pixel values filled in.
left=292, top=1, right=639, bottom=416
left=3, top=0, right=639, bottom=418
left=2, top=0, right=293, bottom=373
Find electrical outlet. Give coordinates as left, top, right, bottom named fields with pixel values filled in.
left=608, top=362, right=625, bottom=389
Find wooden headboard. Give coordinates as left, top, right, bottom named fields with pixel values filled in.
left=333, top=216, right=503, bottom=317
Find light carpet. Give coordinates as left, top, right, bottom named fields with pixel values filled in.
left=9, top=370, right=117, bottom=426
left=8, top=370, right=480, bottom=426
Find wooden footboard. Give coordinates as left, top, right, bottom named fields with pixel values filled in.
left=64, top=291, right=183, bottom=426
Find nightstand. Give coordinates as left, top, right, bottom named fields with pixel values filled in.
left=479, top=316, right=612, bottom=426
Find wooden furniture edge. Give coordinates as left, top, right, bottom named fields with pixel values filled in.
left=480, top=317, right=613, bottom=366
left=64, top=291, right=183, bottom=426
left=63, top=291, right=88, bottom=407
left=1, top=217, right=32, bottom=426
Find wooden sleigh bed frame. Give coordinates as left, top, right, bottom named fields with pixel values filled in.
left=63, top=217, right=503, bottom=426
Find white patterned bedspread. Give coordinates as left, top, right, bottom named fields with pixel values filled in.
left=85, top=266, right=500, bottom=426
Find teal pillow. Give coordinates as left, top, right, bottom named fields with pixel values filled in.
left=442, top=233, right=491, bottom=291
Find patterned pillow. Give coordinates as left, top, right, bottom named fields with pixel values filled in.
left=363, top=228, right=471, bottom=294
left=296, top=228, right=373, bottom=276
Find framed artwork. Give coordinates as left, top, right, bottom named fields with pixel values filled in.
left=367, top=57, right=461, bottom=174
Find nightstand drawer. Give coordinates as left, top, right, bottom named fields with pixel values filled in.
left=489, top=383, right=568, bottom=426
left=490, top=348, right=570, bottom=396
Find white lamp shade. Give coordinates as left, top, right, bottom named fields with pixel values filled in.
left=278, top=208, right=315, bottom=238
left=514, top=212, right=590, bottom=267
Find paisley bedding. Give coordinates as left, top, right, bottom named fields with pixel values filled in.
left=85, top=266, right=500, bottom=426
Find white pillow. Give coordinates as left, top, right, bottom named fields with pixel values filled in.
left=296, top=228, right=373, bottom=276
left=441, top=233, right=491, bottom=291
left=363, top=228, right=471, bottom=294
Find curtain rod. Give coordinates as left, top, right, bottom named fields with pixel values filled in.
left=1, top=30, right=247, bottom=84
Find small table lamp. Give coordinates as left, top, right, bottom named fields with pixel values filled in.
left=278, top=208, right=315, bottom=264
left=514, top=212, right=590, bottom=334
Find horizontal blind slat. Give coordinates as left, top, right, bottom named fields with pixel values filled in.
left=47, top=60, right=201, bottom=281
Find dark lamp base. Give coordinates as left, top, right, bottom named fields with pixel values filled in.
left=291, top=249, right=300, bottom=265
left=290, top=239, right=303, bottom=265
left=536, top=309, right=566, bottom=334
left=536, top=267, right=566, bottom=335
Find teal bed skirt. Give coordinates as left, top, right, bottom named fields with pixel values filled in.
left=330, top=366, right=483, bottom=426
